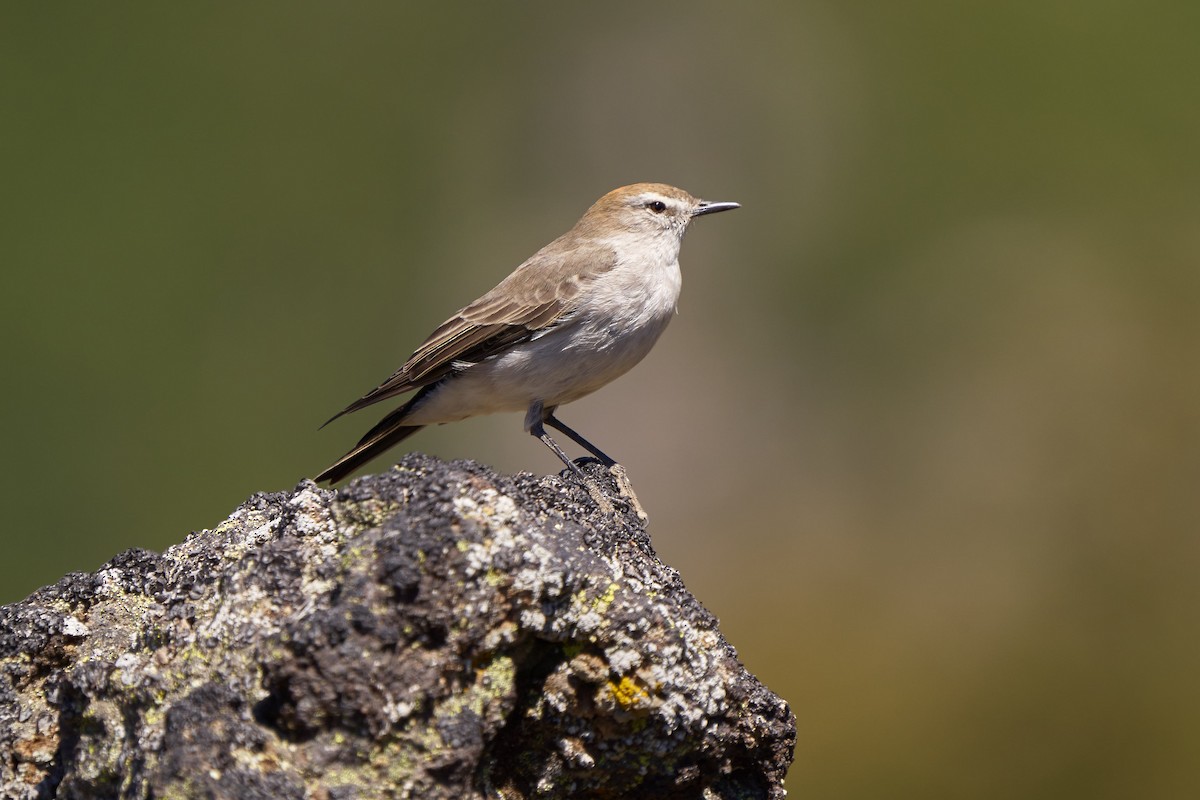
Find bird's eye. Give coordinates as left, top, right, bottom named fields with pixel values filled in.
left=645, top=200, right=667, bottom=213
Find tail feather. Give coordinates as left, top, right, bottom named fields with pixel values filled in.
left=314, top=421, right=425, bottom=484
left=315, top=389, right=433, bottom=484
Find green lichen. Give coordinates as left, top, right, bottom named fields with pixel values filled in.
left=592, top=582, right=620, bottom=615
left=480, top=654, right=516, bottom=699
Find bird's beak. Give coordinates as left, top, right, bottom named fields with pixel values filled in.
left=692, top=200, right=741, bottom=217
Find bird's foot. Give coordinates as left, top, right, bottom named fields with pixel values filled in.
left=568, top=458, right=644, bottom=520
left=562, top=457, right=615, bottom=515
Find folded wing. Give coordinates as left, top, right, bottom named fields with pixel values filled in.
left=322, top=238, right=616, bottom=426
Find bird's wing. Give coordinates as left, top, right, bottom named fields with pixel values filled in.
left=323, top=238, right=616, bottom=424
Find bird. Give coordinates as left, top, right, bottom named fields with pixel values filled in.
left=315, top=182, right=739, bottom=495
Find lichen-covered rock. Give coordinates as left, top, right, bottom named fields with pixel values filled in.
left=0, top=454, right=795, bottom=799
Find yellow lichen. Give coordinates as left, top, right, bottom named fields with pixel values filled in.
left=608, top=675, right=650, bottom=710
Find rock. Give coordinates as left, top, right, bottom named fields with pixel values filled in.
left=0, top=454, right=795, bottom=799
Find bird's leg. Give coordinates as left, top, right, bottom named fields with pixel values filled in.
left=545, top=411, right=646, bottom=521
left=544, top=413, right=616, bottom=466
left=531, top=420, right=592, bottom=484
left=526, top=403, right=614, bottom=515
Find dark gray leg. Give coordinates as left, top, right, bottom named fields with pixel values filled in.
left=529, top=416, right=592, bottom=483
left=544, top=413, right=617, bottom=467
left=543, top=407, right=645, bottom=521
left=524, top=401, right=616, bottom=514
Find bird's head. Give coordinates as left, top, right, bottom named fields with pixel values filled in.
left=577, top=183, right=739, bottom=244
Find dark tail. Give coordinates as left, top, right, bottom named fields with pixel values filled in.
left=314, top=393, right=429, bottom=484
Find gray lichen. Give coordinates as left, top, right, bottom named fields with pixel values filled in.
left=0, top=454, right=794, bottom=799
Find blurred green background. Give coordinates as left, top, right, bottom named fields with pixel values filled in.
left=3, top=2, right=1197, bottom=795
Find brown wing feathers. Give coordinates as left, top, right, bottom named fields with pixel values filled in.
left=316, top=239, right=617, bottom=481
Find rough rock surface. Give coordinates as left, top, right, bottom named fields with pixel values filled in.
left=0, top=454, right=795, bottom=799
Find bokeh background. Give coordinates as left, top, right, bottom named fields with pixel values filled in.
left=3, top=3, right=1197, bottom=796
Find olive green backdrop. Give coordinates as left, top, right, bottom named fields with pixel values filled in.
left=3, top=3, right=1197, bottom=796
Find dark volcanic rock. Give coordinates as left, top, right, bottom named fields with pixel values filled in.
left=0, top=455, right=795, bottom=799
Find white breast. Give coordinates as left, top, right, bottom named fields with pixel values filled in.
left=511, top=248, right=682, bottom=406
